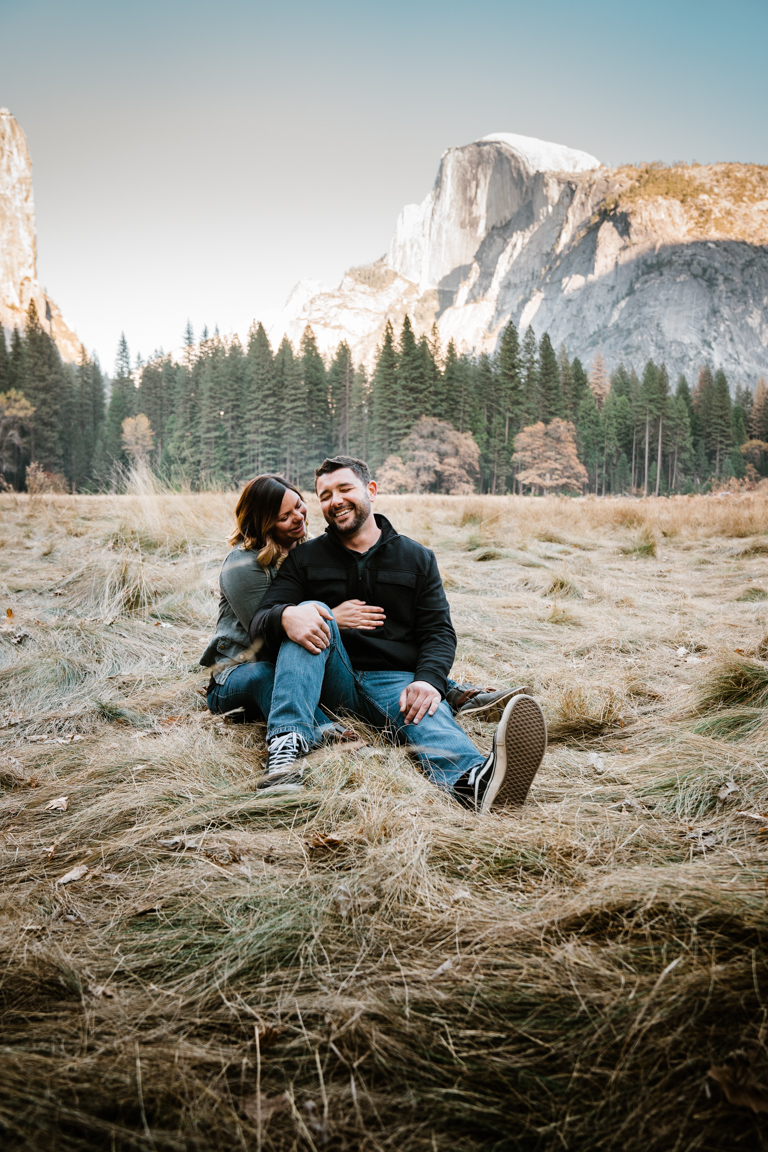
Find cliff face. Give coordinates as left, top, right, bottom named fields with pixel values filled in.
left=0, top=108, right=80, bottom=361
left=272, top=133, right=768, bottom=386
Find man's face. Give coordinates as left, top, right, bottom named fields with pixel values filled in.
left=316, top=467, right=376, bottom=535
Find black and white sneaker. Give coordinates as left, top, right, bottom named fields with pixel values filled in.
left=257, top=731, right=309, bottom=792
left=453, top=694, right=547, bottom=812
left=447, top=683, right=528, bottom=722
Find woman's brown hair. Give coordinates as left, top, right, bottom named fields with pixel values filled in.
left=228, top=474, right=306, bottom=569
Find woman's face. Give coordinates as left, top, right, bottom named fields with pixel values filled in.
left=270, top=489, right=308, bottom=551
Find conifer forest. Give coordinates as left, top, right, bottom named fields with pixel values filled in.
left=1, top=300, right=765, bottom=496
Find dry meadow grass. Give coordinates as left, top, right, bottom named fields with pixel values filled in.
left=2, top=484, right=768, bottom=1151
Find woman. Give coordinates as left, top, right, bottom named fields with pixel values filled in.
left=201, top=473, right=383, bottom=733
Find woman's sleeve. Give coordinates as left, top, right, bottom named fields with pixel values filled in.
left=219, top=553, right=271, bottom=633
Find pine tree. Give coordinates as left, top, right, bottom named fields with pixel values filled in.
left=668, top=394, right=693, bottom=491
left=23, top=300, right=66, bottom=473
left=241, top=322, right=278, bottom=475
left=538, top=332, right=563, bottom=421
left=328, top=341, right=354, bottom=453
left=709, top=369, right=732, bottom=476
left=692, top=365, right=715, bottom=466
left=749, top=377, right=768, bottom=441
left=349, top=364, right=369, bottom=460
left=474, top=353, right=507, bottom=493
left=370, top=321, right=399, bottom=466
left=221, top=337, right=245, bottom=482
left=497, top=321, right=524, bottom=442
left=0, top=329, right=8, bottom=392
left=301, top=326, right=330, bottom=464
left=276, top=337, right=306, bottom=485
left=102, top=332, right=138, bottom=474
left=576, top=387, right=603, bottom=494
left=558, top=344, right=576, bottom=419
left=521, top=326, right=539, bottom=424
left=68, top=346, right=103, bottom=489
left=610, top=363, right=632, bottom=401
left=198, top=336, right=231, bottom=486
left=570, top=357, right=590, bottom=418
left=397, top=315, right=428, bottom=437
left=639, top=360, right=660, bottom=496
left=653, top=365, right=670, bottom=496
left=440, top=340, right=468, bottom=432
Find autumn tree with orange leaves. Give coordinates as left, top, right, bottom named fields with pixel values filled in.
left=512, top=419, right=587, bottom=494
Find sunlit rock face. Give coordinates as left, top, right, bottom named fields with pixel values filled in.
left=271, top=132, right=768, bottom=386
left=0, top=108, right=80, bottom=361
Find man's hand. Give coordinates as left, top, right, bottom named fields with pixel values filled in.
left=399, top=680, right=441, bottom=725
left=282, top=603, right=333, bottom=654
left=333, top=599, right=386, bottom=630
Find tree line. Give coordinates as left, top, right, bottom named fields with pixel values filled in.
left=1, top=300, right=765, bottom=495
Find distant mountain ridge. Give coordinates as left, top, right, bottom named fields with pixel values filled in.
left=0, top=108, right=80, bottom=361
left=270, top=132, right=768, bottom=386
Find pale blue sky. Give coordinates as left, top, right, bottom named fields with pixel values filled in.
left=1, top=0, right=765, bottom=368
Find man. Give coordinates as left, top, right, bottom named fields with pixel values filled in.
left=249, top=456, right=547, bottom=812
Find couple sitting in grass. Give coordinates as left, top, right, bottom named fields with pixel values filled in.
left=200, top=456, right=547, bottom=812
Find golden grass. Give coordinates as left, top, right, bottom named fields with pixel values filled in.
left=2, top=488, right=768, bottom=1149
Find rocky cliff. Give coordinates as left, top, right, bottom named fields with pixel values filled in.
left=0, top=108, right=80, bottom=360
left=271, top=132, right=768, bottom=386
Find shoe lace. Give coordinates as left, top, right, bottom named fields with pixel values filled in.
left=267, top=731, right=307, bottom=772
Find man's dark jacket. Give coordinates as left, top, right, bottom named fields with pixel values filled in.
left=249, top=514, right=456, bottom=696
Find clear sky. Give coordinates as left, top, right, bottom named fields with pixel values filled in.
left=1, top=0, right=765, bottom=370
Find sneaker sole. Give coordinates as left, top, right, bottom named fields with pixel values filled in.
left=483, top=694, right=547, bottom=811
left=458, top=686, right=527, bottom=722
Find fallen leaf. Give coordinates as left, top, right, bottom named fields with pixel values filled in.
left=5, top=608, right=13, bottom=618
left=718, top=781, right=739, bottom=801
left=306, top=833, right=346, bottom=852
left=56, top=863, right=88, bottom=886
left=709, top=1065, right=768, bottom=1113
left=243, top=1091, right=290, bottom=1125
left=45, top=796, right=69, bottom=812
left=587, top=752, right=606, bottom=774
left=430, top=957, right=456, bottom=979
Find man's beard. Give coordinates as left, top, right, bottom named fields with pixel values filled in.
left=327, top=496, right=371, bottom=536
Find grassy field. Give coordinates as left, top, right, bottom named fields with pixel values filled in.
left=2, top=484, right=768, bottom=1151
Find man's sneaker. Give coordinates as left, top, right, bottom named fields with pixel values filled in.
left=257, top=731, right=309, bottom=792
left=447, top=683, right=528, bottom=723
left=453, top=694, right=547, bottom=812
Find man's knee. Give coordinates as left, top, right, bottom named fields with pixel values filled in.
left=298, top=600, right=338, bottom=631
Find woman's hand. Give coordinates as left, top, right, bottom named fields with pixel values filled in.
left=332, top=599, right=386, bottom=631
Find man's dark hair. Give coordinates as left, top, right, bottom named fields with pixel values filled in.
left=314, top=456, right=371, bottom=488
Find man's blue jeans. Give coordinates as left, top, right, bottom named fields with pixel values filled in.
left=207, top=661, right=333, bottom=739
left=266, top=604, right=485, bottom=792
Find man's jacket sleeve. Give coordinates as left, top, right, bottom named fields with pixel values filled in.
left=249, top=552, right=307, bottom=646
left=413, top=552, right=457, bottom=696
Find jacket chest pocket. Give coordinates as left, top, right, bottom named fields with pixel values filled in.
left=371, top=569, right=417, bottom=621
left=305, top=566, right=351, bottom=607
